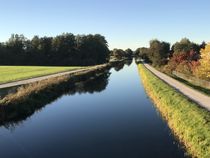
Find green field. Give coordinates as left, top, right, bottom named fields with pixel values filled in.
left=0, top=66, right=83, bottom=84
left=138, top=64, right=210, bottom=158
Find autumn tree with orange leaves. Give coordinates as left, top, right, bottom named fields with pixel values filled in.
left=195, top=43, right=210, bottom=80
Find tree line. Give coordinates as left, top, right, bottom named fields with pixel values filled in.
left=110, top=48, right=133, bottom=60
left=135, top=40, right=170, bottom=66
left=0, top=33, right=110, bottom=66
left=135, top=38, right=208, bottom=80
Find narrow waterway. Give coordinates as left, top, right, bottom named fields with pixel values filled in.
left=0, top=61, right=187, bottom=158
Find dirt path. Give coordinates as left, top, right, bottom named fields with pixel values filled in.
left=0, top=64, right=109, bottom=89
left=144, top=63, right=210, bottom=111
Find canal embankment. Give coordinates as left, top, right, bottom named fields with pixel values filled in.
left=144, top=63, right=210, bottom=111
left=0, top=63, right=112, bottom=89
left=138, top=64, right=210, bottom=158
left=0, top=62, right=113, bottom=106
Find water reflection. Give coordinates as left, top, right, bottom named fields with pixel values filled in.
left=0, top=87, right=17, bottom=99
left=113, top=59, right=132, bottom=72
left=0, top=60, right=131, bottom=129
left=0, top=70, right=111, bottom=129
left=124, top=59, right=133, bottom=66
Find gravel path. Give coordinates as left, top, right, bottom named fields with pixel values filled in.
left=0, top=64, right=108, bottom=89
left=144, top=63, right=210, bottom=111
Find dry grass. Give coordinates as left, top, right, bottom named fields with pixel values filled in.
left=0, top=63, right=110, bottom=106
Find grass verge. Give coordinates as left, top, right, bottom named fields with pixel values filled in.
left=138, top=64, right=210, bottom=158
left=0, top=64, right=110, bottom=106
left=0, top=66, right=82, bottom=84
left=172, top=76, right=210, bottom=96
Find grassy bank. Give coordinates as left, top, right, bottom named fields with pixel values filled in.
left=138, top=64, right=210, bottom=158
left=0, top=66, right=82, bottom=84
left=0, top=69, right=110, bottom=127
left=0, top=64, right=110, bottom=106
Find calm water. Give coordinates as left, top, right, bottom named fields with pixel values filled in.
left=0, top=61, right=187, bottom=158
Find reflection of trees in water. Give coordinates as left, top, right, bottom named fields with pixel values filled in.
left=0, top=70, right=110, bottom=129
left=124, top=59, right=133, bottom=66
left=0, top=87, right=17, bottom=99
left=114, top=62, right=124, bottom=71
left=113, top=59, right=133, bottom=71
left=134, top=57, right=142, bottom=64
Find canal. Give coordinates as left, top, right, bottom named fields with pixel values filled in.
left=0, top=60, right=187, bottom=158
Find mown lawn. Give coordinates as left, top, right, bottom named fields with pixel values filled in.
left=0, top=66, right=83, bottom=84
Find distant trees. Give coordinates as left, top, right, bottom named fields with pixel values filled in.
left=148, top=40, right=170, bottom=66
left=0, top=33, right=110, bottom=66
left=135, top=38, right=204, bottom=76
left=110, top=48, right=133, bottom=60
left=125, top=48, right=133, bottom=57
left=2, top=34, right=27, bottom=65
left=164, top=50, right=200, bottom=75
left=135, top=39, right=170, bottom=66
left=135, top=47, right=150, bottom=62
left=164, top=38, right=201, bottom=74
left=75, top=34, right=110, bottom=64
left=172, top=38, right=200, bottom=55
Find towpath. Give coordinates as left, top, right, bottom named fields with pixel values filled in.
left=144, top=63, right=210, bottom=111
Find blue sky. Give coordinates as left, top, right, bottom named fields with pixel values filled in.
left=0, top=0, right=210, bottom=49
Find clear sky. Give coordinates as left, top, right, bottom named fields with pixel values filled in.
left=0, top=0, right=210, bottom=50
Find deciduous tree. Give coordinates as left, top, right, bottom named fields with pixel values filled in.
left=195, top=43, right=210, bottom=80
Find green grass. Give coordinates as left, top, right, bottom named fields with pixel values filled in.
left=172, top=76, right=210, bottom=96
left=0, top=66, right=83, bottom=84
left=138, top=64, right=210, bottom=158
